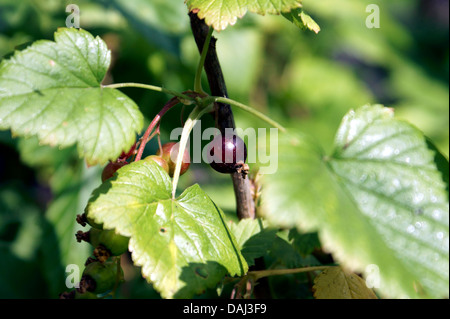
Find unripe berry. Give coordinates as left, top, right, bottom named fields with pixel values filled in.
left=77, top=212, right=103, bottom=229
left=86, top=214, right=103, bottom=230
left=81, top=261, right=123, bottom=294
left=144, top=155, right=170, bottom=174
left=156, top=142, right=190, bottom=177
left=89, top=228, right=129, bottom=257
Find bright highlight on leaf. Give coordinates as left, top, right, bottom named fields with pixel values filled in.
left=0, top=28, right=143, bottom=165
left=262, top=104, right=449, bottom=298
left=313, top=267, right=377, bottom=299
left=282, top=8, right=321, bottom=33
left=187, top=0, right=303, bottom=30
left=85, top=160, right=248, bottom=299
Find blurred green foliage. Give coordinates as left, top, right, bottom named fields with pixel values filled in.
left=0, top=0, right=448, bottom=298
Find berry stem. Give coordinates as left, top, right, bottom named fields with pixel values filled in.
left=134, top=97, right=180, bottom=162
left=156, top=123, right=163, bottom=156
left=247, top=266, right=330, bottom=281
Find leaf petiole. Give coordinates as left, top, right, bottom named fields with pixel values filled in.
left=194, top=27, right=214, bottom=94
left=102, top=82, right=195, bottom=102
left=247, top=266, right=329, bottom=281
left=204, top=96, right=287, bottom=132
left=134, top=97, right=180, bottom=162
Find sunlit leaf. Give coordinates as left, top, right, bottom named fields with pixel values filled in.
left=282, top=8, right=320, bottom=33
left=262, top=104, right=449, bottom=298
left=85, top=160, right=248, bottom=298
left=0, top=28, right=143, bottom=165
left=187, top=0, right=302, bottom=30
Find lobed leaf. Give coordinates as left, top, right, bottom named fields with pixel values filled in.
left=269, top=233, right=321, bottom=268
left=85, top=160, right=248, bottom=298
left=262, top=104, right=449, bottom=298
left=229, top=218, right=277, bottom=266
left=187, top=0, right=302, bottom=30
left=0, top=28, right=143, bottom=165
left=288, top=229, right=321, bottom=257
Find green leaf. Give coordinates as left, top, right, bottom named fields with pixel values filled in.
left=262, top=104, right=449, bottom=298
left=187, top=0, right=302, bottom=30
left=282, top=8, right=320, bottom=33
left=425, top=137, right=449, bottom=197
left=269, top=234, right=321, bottom=268
left=0, top=28, right=143, bottom=165
left=85, top=160, right=248, bottom=299
left=288, top=229, right=321, bottom=257
left=229, top=218, right=277, bottom=267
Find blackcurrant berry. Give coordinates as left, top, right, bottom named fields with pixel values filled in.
left=156, top=142, right=190, bottom=177
left=143, top=155, right=170, bottom=174
left=207, top=134, right=247, bottom=173
left=101, top=161, right=127, bottom=182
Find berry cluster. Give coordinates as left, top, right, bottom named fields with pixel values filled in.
left=59, top=209, right=128, bottom=298
left=59, top=142, right=191, bottom=298
left=58, top=213, right=127, bottom=299
left=102, top=142, right=191, bottom=180
left=60, top=132, right=247, bottom=298
left=150, top=141, right=190, bottom=177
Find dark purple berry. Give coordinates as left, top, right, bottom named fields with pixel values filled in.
left=207, top=134, right=247, bottom=174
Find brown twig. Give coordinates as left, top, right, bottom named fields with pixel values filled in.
left=189, top=12, right=270, bottom=299
left=189, top=12, right=256, bottom=220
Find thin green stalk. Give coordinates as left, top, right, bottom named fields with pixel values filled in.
left=207, top=96, right=287, bottom=133
left=248, top=266, right=330, bottom=281
left=102, top=82, right=194, bottom=102
left=194, top=27, right=214, bottom=94
left=172, top=103, right=213, bottom=198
